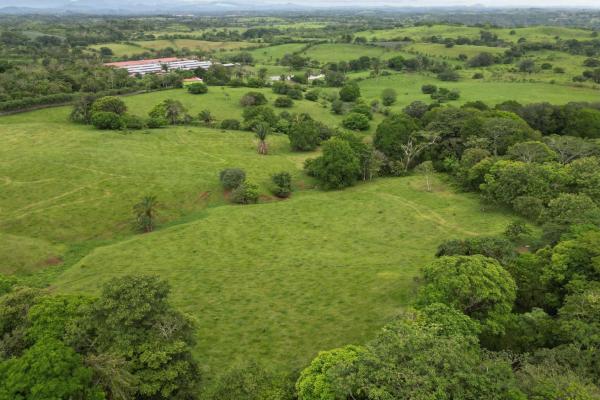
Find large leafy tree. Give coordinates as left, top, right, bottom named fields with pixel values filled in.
left=373, top=113, right=418, bottom=160
left=0, top=338, right=105, bottom=400
left=418, top=255, right=517, bottom=335
left=305, top=137, right=360, bottom=190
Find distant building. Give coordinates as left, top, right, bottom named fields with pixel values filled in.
left=104, top=58, right=215, bottom=76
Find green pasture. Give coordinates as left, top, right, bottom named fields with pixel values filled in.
left=356, top=24, right=594, bottom=44
left=357, top=72, right=600, bottom=109
left=53, top=175, right=515, bottom=381
left=246, top=43, right=308, bottom=64
left=90, top=39, right=253, bottom=57
left=405, top=42, right=506, bottom=59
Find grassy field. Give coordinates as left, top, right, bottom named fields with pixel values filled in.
left=246, top=43, right=308, bottom=64
left=90, top=39, right=254, bottom=57
left=357, top=72, right=600, bottom=109
left=356, top=24, right=595, bottom=44
left=0, top=107, right=311, bottom=270
left=53, top=175, right=515, bottom=381
left=405, top=42, right=506, bottom=59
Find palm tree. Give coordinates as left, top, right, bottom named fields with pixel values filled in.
left=254, top=123, right=270, bottom=155
left=198, top=109, right=215, bottom=126
left=133, top=196, right=158, bottom=233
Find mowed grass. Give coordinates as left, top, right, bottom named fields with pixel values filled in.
left=301, top=43, right=390, bottom=63
left=53, top=175, right=516, bottom=382
left=357, top=73, right=600, bottom=109
left=246, top=43, right=308, bottom=64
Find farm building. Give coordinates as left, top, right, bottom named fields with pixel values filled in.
left=104, top=58, right=215, bottom=76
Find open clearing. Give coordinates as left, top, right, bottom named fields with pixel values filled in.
left=53, top=176, right=515, bottom=378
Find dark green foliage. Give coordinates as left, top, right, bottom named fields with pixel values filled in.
left=149, top=99, right=188, bottom=125
left=330, top=99, right=344, bottom=115
left=373, top=113, right=418, bottom=160
left=187, top=82, right=208, bottom=94
left=338, top=82, right=361, bottom=102
left=435, top=236, right=517, bottom=265
left=271, top=172, right=292, bottom=198
left=287, top=116, right=327, bottom=151
left=209, top=361, right=293, bottom=400
left=564, top=108, right=600, bottom=139
left=219, top=168, right=246, bottom=190
left=230, top=182, right=259, bottom=204
left=418, top=255, right=517, bottom=335
left=274, top=96, right=293, bottom=108
left=0, top=338, right=104, bottom=400
left=305, top=137, right=360, bottom=190
left=421, top=84, right=438, bottom=94
left=120, top=114, right=145, bottom=130
left=240, top=92, right=268, bottom=107
left=403, top=100, right=430, bottom=119
left=91, top=96, right=127, bottom=116
left=350, top=103, right=372, bottom=119
left=220, top=119, right=241, bottom=130
left=70, top=95, right=97, bottom=124
left=381, top=88, right=397, bottom=106
left=342, top=112, right=370, bottom=131
left=133, top=195, right=158, bottom=233
left=304, top=90, right=319, bottom=101
left=91, top=111, right=122, bottom=130
left=242, top=105, right=278, bottom=130
left=437, top=68, right=460, bottom=81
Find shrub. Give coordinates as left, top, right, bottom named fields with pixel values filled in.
left=338, top=82, right=361, bottom=102
left=305, top=90, right=319, bottom=101
left=271, top=172, right=292, bottom=198
left=242, top=106, right=279, bottom=130
left=437, top=69, right=460, bottom=82
left=230, top=182, right=259, bottom=204
left=91, top=96, right=127, bottom=116
left=91, top=111, right=122, bottom=130
left=381, top=88, right=397, bottom=106
left=240, top=92, right=267, bottom=107
left=288, top=118, right=323, bottom=151
left=274, top=96, right=293, bottom=108
left=472, top=72, right=484, bottom=79
left=286, top=88, right=303, bottom=100
left=146, top=116, right=167, bottom=128
left=219, top=168, right=246, bottom=190
left=403, top=101, right=430, bottom=119
left=305, top=137, right=360, bottom=189
left=187, top=82, right=208, bottom=94
left=120, top=114, right=145, bottom=130
left=421, top=84, right=438, bottom=94
left=331, top=99, right=344, bottom=115
left=350, top=103, right=372, bottom=119
left=220, top=119, right=241, bottom=130
left=342, top=113, right=370, bottom=131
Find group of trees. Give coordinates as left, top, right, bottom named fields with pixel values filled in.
left=0, top=275, right=200, bottom=399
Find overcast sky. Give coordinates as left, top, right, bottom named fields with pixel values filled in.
left=265, top=0, right=600, bottom=6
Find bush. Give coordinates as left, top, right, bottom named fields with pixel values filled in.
left=91, top=111, right=122, bottom=130
left=381, top=88, right=397, bottom=106
left=120, top=114, right=145, bottom=130
left=472, top=72, right=484, bottom=79
left=288, top=117, right=323, bottom=151
left=403, top=101, right=430, bottom=119
left=91, top=96, right=127, bottom=116
left=187, top=82, right=208, bottom=94
left=350, top=103, right=373, bottom=119
left=305, top=137, right=360, bottom=189
left=331, top=99, right=344, bottom=115
left=219, top=168, right=246, bottom=190
left=338, top=82, right=361, bottom=102
left=242, top=106, right=278, bottom=130
left=230, top=182, right=259, bottom=204
left=305, top=90, right=319, bottom=101
left=240, top=92, right=267, bottom=107
left=220, top=119, right=241, bottom=130
left=271, top=172, right=292, bottom=198
left=437, top=69, right=460, bottom=82
left=286, top=88, right=303, bottom=100
left=274, top=96, right=293, bottom=108
left=421, top=84, right=438, bottom=94
left=342, top=113, right=370, bottom=131
left=146, top=116, right=167, bottom=128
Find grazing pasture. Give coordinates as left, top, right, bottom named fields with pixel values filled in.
left=54, top=175, right=515, bottom=378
